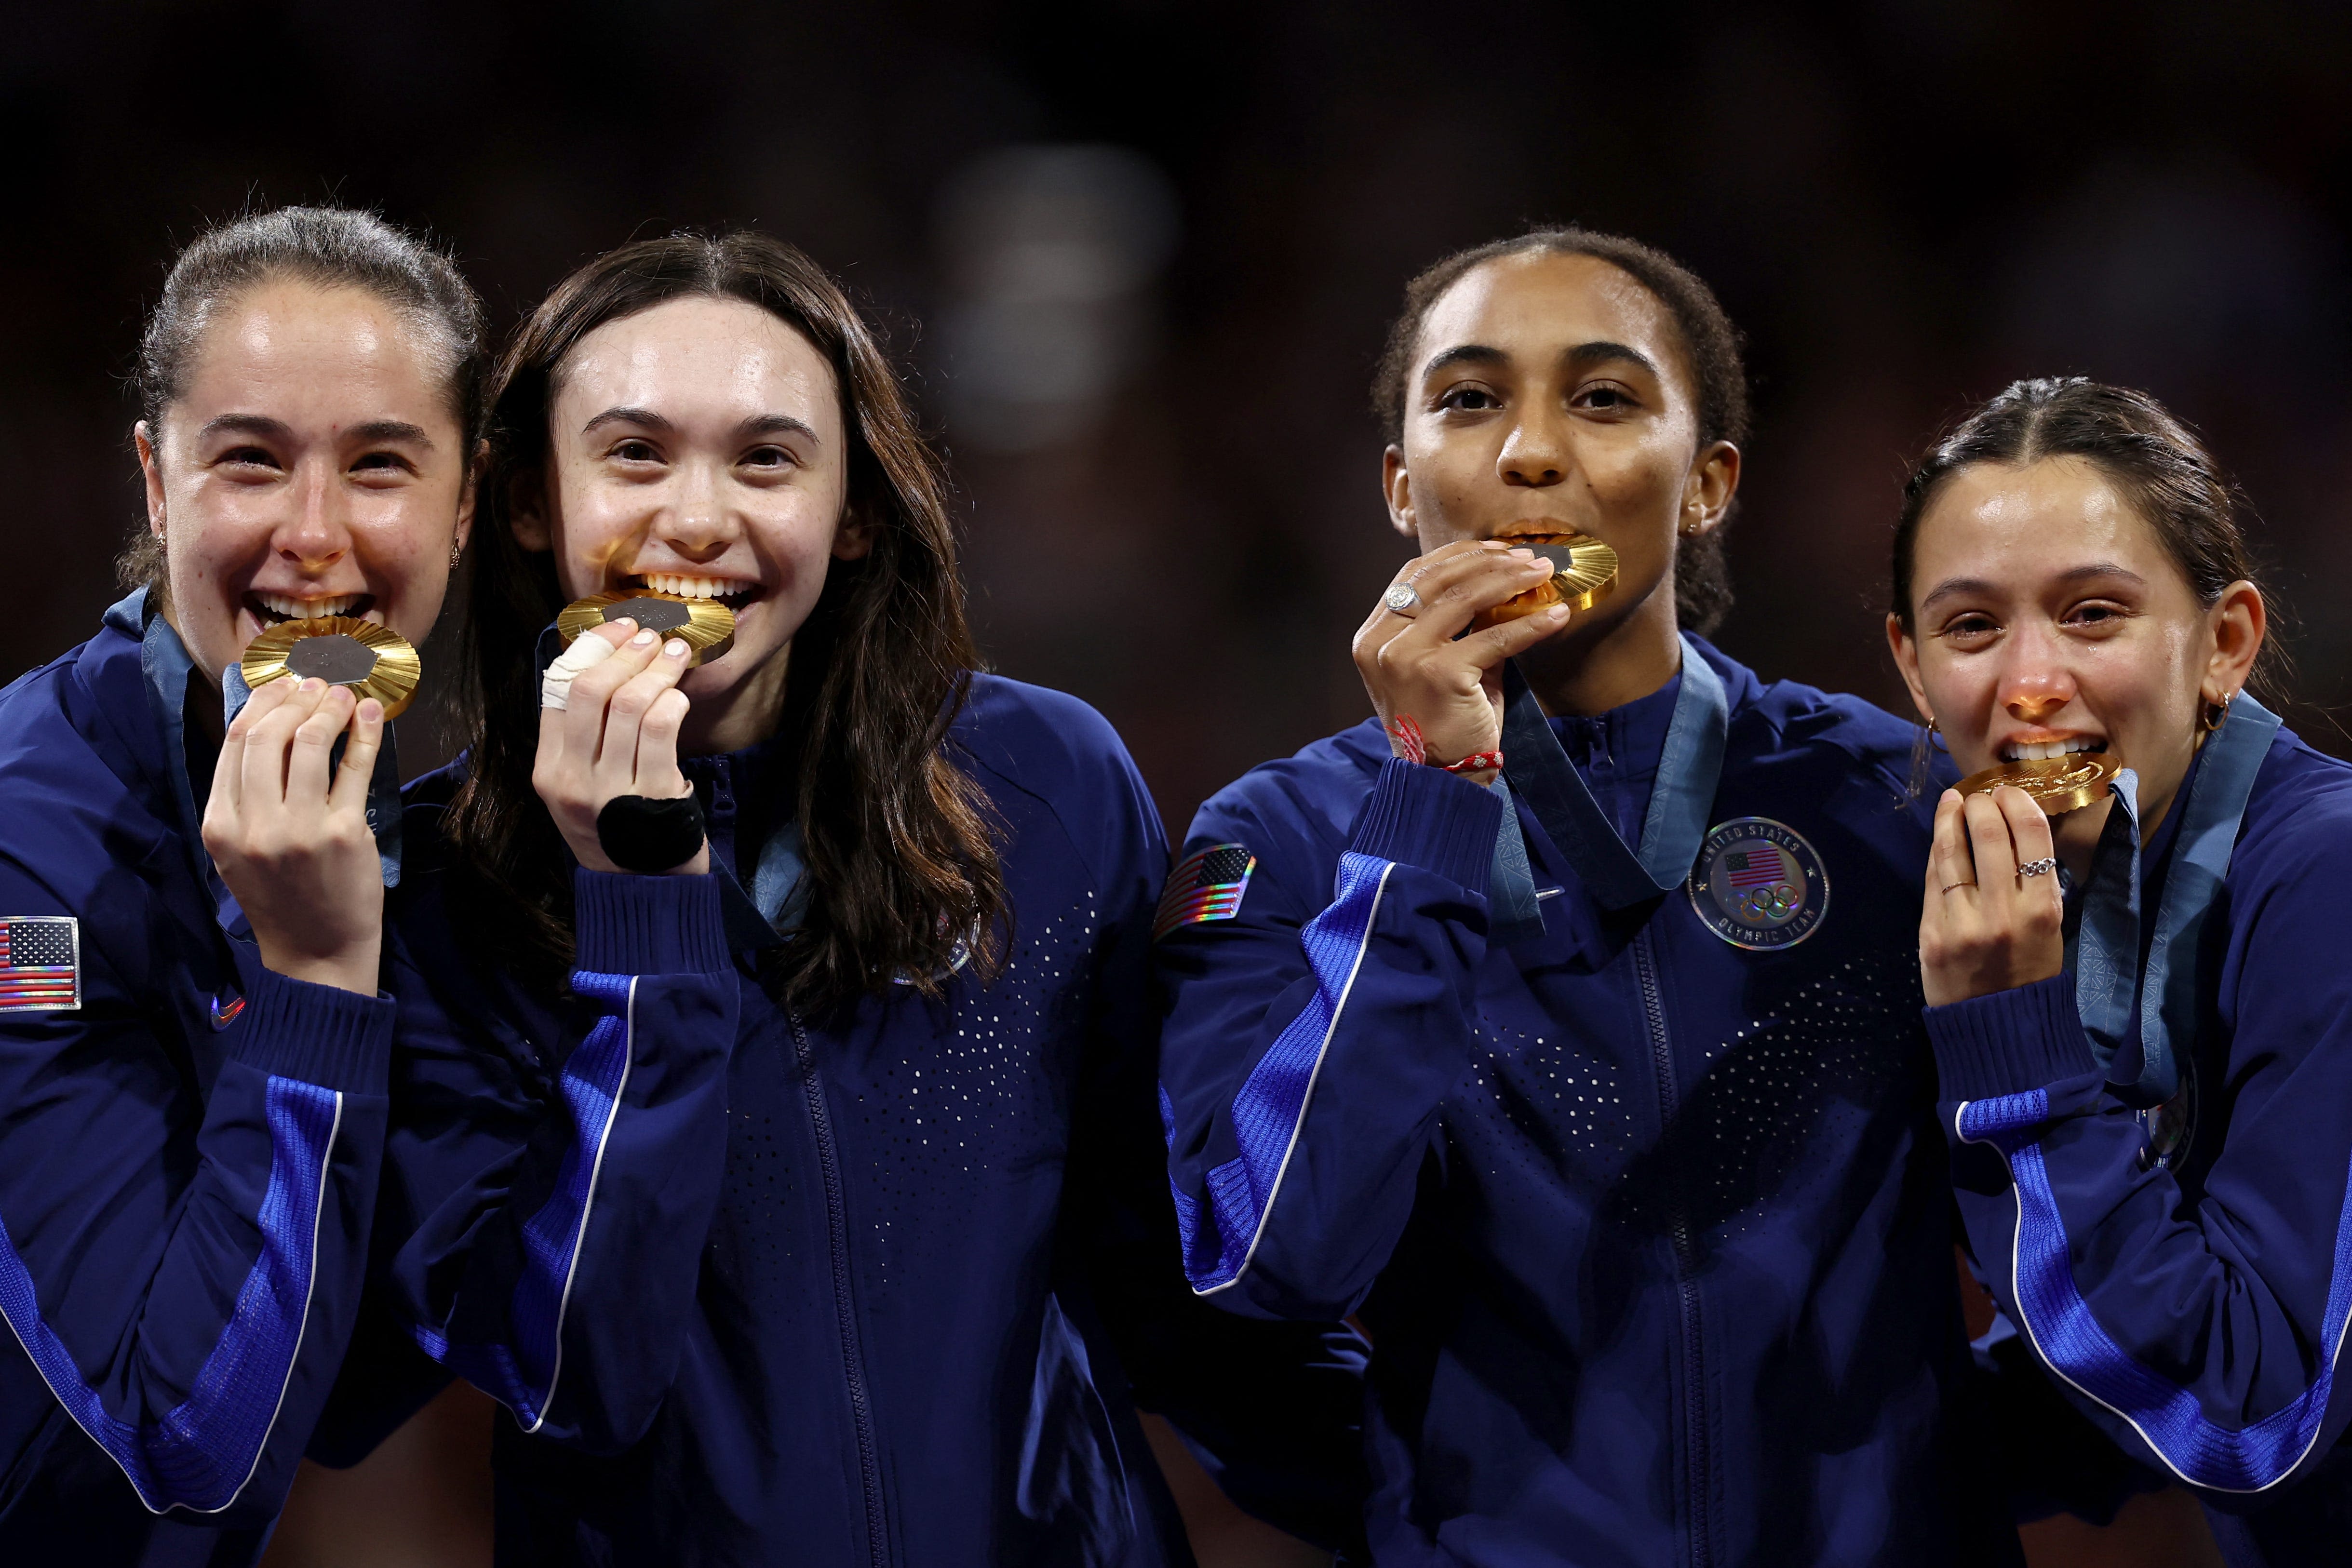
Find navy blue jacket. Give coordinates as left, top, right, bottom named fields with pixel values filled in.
left=1931, top=724, right=2352, bottom=1565
left=350, top=673, right=1363, bottom=1566
left=1158, top=640, right=2017, bottom=1567
left=0, top=592, right=395, bottom=1566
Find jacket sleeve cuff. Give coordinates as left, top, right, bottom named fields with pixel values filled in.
left=1347, top=758, right=1504, bottom=897
left=573, top=869, right=730, bottom=977
left=232, top=965, right=395, bottom=1095
left=1924, top=974, right=2100, bottom=1102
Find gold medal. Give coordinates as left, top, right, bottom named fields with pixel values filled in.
left=239, top=617, right=422, bottom=720
left=1955, top=751, right=2122, bottom=815
left=555, top=590, right=736, bottom=667
left=1470, top=531, right=1620, bottom=630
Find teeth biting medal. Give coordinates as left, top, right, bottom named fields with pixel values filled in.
left=545, top=586, right=737, bottom=711
left=1469, top=531, right=1619, bottom=630
left=240, top=616, right=422, bottom=719
left=1954, top=749, right=2123, bottom=815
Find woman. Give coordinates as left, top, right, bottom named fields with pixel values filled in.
left=1156, top=228, right=2022, bottom=1565
left=0, top=207, right=482, bottom=1561
left=1890, top=377, right=2352, bottom=1565
left=357, top=232, right=1360, bottom=1565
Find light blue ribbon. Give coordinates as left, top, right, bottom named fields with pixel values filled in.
left=1493, top=633, right=1730, bottom=916
left=2068, top=693, right=2282, bottom=1107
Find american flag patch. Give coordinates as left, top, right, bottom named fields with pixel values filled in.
left=0, top=917, right=80, bottom=1012
left=1154, top=844, right=1257, bottom=941
left=1722, top=845, right=1794, bottom=890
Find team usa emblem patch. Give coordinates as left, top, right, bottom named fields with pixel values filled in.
left=1154, top=844, right=1257, bottom=941
left=1687, top=818, right=1828, bottom=951
left=0, top=916, right=81, bottom=1011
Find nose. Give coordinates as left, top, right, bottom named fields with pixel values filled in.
left=1497, top=408, right=1570, bottom=490
left=1998, top=633, right=2079, bottom=726
left=656, top=459, right=734, bottom=564
left=276, top=462, right=353, bottom=575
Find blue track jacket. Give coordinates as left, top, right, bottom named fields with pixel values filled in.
left=1930, top=714, right=2352, bottom=1565
left=341, top=673, right=1364, bottom=1567
left=1159, top=639, right=2018, bottom=1567
left=0, top=592, right=395, bottom=1565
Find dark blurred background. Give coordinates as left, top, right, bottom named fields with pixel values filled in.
left=7, top=0, right=2350, bottom=838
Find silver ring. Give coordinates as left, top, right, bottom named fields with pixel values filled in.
left=1940, top=881, right=1975, bottom=895
left=2017, top=857, right=2058, bottom=879
left=1383, top=583, right=1422, bottom=617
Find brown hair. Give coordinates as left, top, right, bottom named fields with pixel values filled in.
left=1371, top=227, right=1751, bottom=635
left=121, top=205, right=487, bottom=599
left=1891, top=377, right=2286, bottom=703
left=444, top=231, right=1004, bottom=1007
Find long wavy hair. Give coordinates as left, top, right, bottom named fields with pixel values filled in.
left=444, top=232, right=1004, bottom=1007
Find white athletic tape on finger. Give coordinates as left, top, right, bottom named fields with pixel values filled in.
left=540, top=633, right=617, bottom=711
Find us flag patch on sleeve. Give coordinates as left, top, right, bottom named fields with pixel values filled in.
left=1154, top=844, right=1257, bottom=941
left=0, top=917, right=80, bottom=1012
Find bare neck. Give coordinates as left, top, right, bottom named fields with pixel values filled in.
left=1514, top=588, right=1685, bottom=718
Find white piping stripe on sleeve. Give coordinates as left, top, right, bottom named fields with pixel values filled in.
left=521, top=976, right=636, bottom=1435
left=1201, top=860, right=1393, bottom=1297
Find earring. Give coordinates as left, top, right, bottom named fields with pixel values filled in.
left=2199, top=690, right=2234, bottom=733
left=450, top=542, right=463, bottom=569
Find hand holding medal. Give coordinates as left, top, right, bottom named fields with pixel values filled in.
left=1918, top=778, right=2070, bottom=1007
left=202, top=665, right=392, bottom=996
left=1357, top=538, right=1575, bottom=783
left=534, top=605, right=712, bottom=877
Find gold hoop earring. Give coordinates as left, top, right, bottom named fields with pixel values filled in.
left=2199, top=691, right=2234, bottom=733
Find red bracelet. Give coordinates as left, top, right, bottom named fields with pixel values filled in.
left=1438, top=750, right=1505, bottom=775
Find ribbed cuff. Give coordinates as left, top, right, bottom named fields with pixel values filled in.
left=1348, top=758, right=1505, bottom=897
left=232, top=966, right=395, bottom=1095
left=573, top=869, right=729, bottom=976
left=1924, top=974, right=2100, bottom=1102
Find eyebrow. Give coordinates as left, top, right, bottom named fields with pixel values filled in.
left=198, top=413, right=435, bottom=451
left=1417, top=339, right=1662, bottom=381
left=347, top=419, right=435, bottom=449
left=580, top=407, right=821, bottom=445
left=198, top=413, right=294, bottom=443
left=1564, top=340, right=1660, bottom=377
left=1918, top=562, right=2149, bottom=613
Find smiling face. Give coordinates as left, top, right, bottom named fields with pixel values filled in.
left=522, top=294, right=864, bottom=754
left=1383, top=250, right=1738, bottom=662
left=1889, top=455, right=2264, bottom=844
left=137, top=280, right=475, bottom=685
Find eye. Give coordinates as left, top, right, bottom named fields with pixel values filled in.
left=1571, top=382, right=1637, bottom=412
left=1436, top=384, right=1503, bottom=413
left=608, top=439, right=661, bottom=464
left=2065, top=599, right=2130, bottom=630
left=350, top=451, right=416, bottom=476
left=1938, top=611, right=2001, bottom=644
left=739, top=445, right=793, bottom=470
left=216, top=445, right=282, bottom=472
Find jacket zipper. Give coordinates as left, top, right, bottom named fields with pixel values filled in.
left=1634, top=927, right=1712, bottom=1568
left=789, top=1009, right=889, bottom=1568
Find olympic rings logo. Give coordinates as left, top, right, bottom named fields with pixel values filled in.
left=1733, top=882, right=1801, bottom=924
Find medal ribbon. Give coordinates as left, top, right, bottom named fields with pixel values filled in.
left=1492, top=633, right=1730, bottom=914
left=2069, top=692, right=2282, bottom=1106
